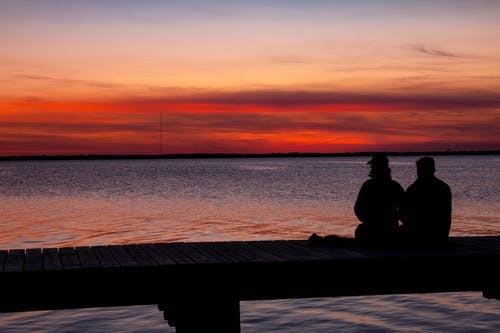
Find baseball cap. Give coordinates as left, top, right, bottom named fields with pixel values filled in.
left=367, top=153, right=389, bottom=166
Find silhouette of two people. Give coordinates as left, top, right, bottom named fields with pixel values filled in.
left=355, top=154, right=452, bottom=245
left=309, top=154, right=452, bottom=246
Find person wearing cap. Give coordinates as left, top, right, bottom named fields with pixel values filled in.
left=354, top=153, right=404, bottom=243
left=399, top=157, right=452, bottom=244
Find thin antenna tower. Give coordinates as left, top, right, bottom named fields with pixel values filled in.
left=160, top=112, right=163, bottom=154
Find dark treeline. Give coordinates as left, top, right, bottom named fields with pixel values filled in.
left=1, top=150, right=499, bottom=161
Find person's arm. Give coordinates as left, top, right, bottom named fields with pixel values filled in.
left=396, top=183, right=406, bottom=225
left=442, top=185, right=452, bottom=238
left=354, top=182, right=369, bottom=223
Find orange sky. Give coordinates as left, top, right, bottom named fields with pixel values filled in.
left=1, top=1, right=499, bottom=155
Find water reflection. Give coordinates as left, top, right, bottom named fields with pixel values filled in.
left=0, top=156, right=499, bottom=332
left=1, top=156, right=499, bottom=249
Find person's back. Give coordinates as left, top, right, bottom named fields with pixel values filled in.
left=354, top=154, right=404, bottom=243
left=400, top=157, right=452, bottom=244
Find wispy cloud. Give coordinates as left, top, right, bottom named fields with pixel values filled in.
left=15, top=74, right=120, bottom=89
left=134, top=89, right=500, bottom=109
left=410, top=44, right=466, bottom=58
left=12, top=72, right=499, bottom=110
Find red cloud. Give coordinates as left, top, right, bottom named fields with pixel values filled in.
left=1, top=89, right=499, bottom=155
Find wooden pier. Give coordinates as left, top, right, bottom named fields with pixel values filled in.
left=1, top=236, right=499, bottom=332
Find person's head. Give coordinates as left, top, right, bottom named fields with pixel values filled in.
left=367, top=153, right=391, bottom=179
left=416, top=156, right=435, bottom=179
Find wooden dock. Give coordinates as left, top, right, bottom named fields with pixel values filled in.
left=1, top=236, right=499, bottom=332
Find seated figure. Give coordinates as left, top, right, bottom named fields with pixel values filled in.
left=399, top=157, right=452, bottom=245
left=309, top=153, right=404, bottom=245
left=353, top=153, right=404, bottom=244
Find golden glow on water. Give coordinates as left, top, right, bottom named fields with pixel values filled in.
left=0, top=156, right=499, bottom=249
left=0, top=195, right=358, bottom=248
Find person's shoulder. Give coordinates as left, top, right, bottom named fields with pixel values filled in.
left=390, top=179, right=405, bottom=191
left=361, top=178, right=375, bottom=185
left=405, top=180, right=418, bottom=192
left=434, top=177, right=451, bottom=192
left=390, top=179, right=402, bottom=186
left=359, top=179, right=374, bottom=190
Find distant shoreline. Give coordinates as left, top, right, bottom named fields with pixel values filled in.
left=0, top=150, right=499, bottom=161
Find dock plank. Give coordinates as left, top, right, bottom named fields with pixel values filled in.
left=226, top=241, right=284, bottom=263
left=92, top=246, right=120, bottom=268
left=0, top=250, right=7, bottom=272
left=193, top=242, right=241, bottom=263
left=75, top=247, right=101, bottom=269
left=215, top=242, right=263, bottom=263
left=170, top=243, right=219, bottom=264
left=206, top=242, right=248, bottom=263
left=251, top=241, right=319, bottom=261
left=277, top=240, right=339, bottom=260
left=4, top=249, right=25, bottom=272
left=107, top=245, right=139, bottom=267
left=140, top=243, right=177, bottom=266
left=209, top=241, right=283, bottom=263
left=25, top=249, right=43, bottom=272
left=274, top=241, right=329, bottom=260
left=194, top=242, right=235, bottom=263
left=155, top=243, right=196, bottom=265
left=242, top=242, right=287, bottom=262
left=60, top=247, right=82, bottom=270
left=244, top=241, right=295, bottom=261
left=123, top=244, right=158, bottom=267
left=43, top=248, right=62, bottom=271
left=0, top=236, right=499, bottom=316
left=298, top=241, right=370, bottom=259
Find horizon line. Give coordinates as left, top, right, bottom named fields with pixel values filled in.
left=1, top=150, right=499, bottom=161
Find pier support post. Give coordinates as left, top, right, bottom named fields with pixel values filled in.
left=159, top=296, right=240, bottom=333
left=483, top=287, right=500, bottom=300
left=482, top=264, right=500, bottom=300
left=483, top=276, right=500, bottom=300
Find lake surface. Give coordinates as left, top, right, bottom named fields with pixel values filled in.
left=1, top=156, right=499, bottom=332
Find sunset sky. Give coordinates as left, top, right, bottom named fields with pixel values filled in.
left=1, top=0, right=499, bottom=155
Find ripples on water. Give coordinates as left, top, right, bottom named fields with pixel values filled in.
left=0, top=156, right=499, bottom=332
left=1, top=294, right=499, bottom=333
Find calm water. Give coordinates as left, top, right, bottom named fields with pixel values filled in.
left=0, top=156, right=499, bottom=332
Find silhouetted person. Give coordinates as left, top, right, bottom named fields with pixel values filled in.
left=354, top=153, right=404, bottom=244
left=400, top=157, right=452, bottom=245
left=309, top=153, right=403, bottom=245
